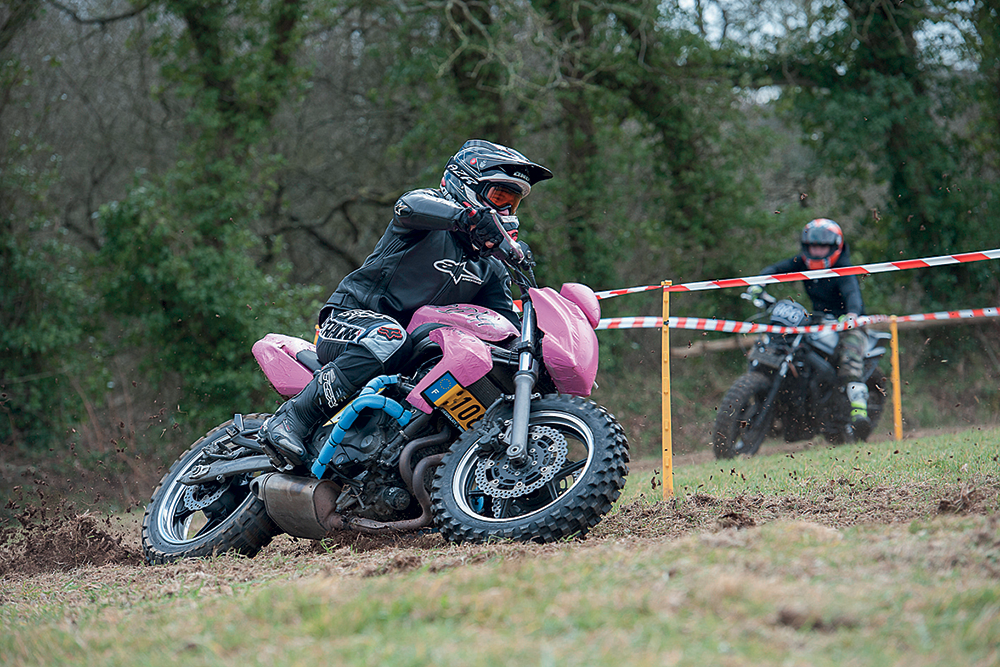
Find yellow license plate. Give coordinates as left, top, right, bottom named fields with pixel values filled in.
left=423, top=372, right=486, bottom=430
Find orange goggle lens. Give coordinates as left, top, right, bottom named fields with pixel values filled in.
left=485, top=185, right=522, bottom=213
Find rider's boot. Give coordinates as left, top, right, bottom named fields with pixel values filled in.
left=258, top=363, right=353, bottom=466
left=846, top=381, right=871, bottom=441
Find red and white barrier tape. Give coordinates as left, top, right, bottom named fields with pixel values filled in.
left=895, top=307, right=1000, bottom=324
left=593, top=248, right=1000, bottom=299
left=596, top=307, right=1000, bottom=332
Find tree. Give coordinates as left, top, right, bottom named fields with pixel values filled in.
left=1, top=0, right=103, bottom=448
left=95, top=0, right=319, bottom=425
left=750, top=0, right=998, bottom=307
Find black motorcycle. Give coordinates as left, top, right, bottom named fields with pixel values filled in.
left=712, top=289, right=890, bottom=459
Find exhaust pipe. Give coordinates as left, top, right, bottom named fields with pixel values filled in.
left=252, top=473, right=344, bottom=539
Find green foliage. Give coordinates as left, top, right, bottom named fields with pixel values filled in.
left=95, top=166, right=319, bottom=425
left=0, top=50, right=104, bottom=449
left=769, top=0, right=999, bottom=308
left=0, top=172, right=102, bottom=448
left=93, top=0, right=318, bottom=427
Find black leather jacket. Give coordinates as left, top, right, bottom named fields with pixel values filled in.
left=319, top=189, right=520, bottom=329
left=760, top=244, right=864, bottom=317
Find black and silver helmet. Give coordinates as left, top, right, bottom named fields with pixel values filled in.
left=441, top=139, right=553, bottom=216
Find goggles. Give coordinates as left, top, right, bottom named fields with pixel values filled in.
left=484, top=183, right=524, bottom=214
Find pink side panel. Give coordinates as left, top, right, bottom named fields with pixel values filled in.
left=407, top=304, right=520, bottom=341
left=406, top=327, right=494, bottom=413
left=529, top=287, right=599, bottom=397
left=252, top=333, right=316, bottom=398
left=559, top=283, right=601, bottom=329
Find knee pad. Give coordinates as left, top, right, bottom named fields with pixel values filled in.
left=318, top=309, right=412, bottom=376
left=358, top=320, right=411, bottom=367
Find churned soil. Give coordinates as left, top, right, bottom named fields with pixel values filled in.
left=2, top=448, right=996, bottom=586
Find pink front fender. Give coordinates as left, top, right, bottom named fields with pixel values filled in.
left=406, top=327, right=494, bottom=413
left=530, top=287, right=599, bottom=397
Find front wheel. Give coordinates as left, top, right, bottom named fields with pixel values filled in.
left=712, top=372, right=774, bottom=459
left=141, top=414, right=280, bottom=564
left=432, top=395, right=629, bottom=544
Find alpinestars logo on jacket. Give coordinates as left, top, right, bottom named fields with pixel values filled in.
left=434, top=259, right=485, bottom=285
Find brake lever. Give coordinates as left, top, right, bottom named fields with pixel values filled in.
left=490, top=211, right=524, bottom=263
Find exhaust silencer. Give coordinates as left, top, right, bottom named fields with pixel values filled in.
left=252, top=473, right=344, bottom=540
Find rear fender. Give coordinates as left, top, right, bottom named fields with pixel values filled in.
left=252, top=333, right=316, bottom=398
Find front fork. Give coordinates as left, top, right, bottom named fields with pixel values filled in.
left=505, top=300, right=538, bottom=466
left=748, top=335, right=802, bottom=443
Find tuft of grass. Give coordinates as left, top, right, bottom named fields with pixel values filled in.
left=669, top=427, right=1000, bottom=499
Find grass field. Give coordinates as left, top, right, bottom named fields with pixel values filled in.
left=2, top=427, right=998, bottom=667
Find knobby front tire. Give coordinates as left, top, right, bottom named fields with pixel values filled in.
left=431, top=395, right=629, bottom=544
left=712, top=372, right=773, bottom=459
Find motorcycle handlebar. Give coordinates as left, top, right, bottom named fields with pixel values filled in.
left=489, top=211, right=525, bottom=263
left=741, top=287, right=776, bottom=310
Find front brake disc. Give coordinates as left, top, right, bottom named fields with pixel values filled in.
left=473, top=425, right=568, bottom=500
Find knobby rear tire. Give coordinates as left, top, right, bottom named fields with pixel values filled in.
left=141, top=414, right=280, bottom=564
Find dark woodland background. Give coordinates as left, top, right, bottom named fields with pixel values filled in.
left=2, top=0, right=998, bottom=511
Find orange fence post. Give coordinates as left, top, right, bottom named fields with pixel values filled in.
left=661, top=281, right=674, bottom=499
left=890, top=315, right=903, bottom=441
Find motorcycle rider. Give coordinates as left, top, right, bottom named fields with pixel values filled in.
left=258, top=139, right=553, bottom=466
left=748, top=218, right=871, bottom=439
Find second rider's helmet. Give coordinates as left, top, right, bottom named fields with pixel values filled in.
left=800, top=218, right=845, bottom=270
left=442, top=140, right=553, bottom=222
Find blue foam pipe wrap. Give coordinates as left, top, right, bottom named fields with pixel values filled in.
left=310, top=375, right=413, bottom=478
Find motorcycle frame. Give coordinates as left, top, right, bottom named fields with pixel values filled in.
left=750, top=335, right=887, bottom=443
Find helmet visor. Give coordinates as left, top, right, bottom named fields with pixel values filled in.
left=804, top=244, right=835, bottom=260
left=484, top=184, right=524, bottom=214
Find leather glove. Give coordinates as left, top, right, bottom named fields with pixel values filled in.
left=456, top=206, right=504, bottom=249
left=838, top=312, right=859, bottom=327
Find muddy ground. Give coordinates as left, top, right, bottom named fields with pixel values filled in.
left=2, top=439, right=997, bottom=587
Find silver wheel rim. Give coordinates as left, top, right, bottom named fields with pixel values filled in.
left=451, top=409, right=595, bottom=523
left=154, top=447, right=256, bottom=547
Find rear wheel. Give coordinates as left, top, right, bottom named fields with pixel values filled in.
left=141, top=414, right=280, bottom=564
left=432, top=395, right=629, bottom=543
left=712, top=372, right=773, bottom=459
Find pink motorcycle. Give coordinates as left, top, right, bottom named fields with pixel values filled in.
left=142, top=237, right=629, bottom=563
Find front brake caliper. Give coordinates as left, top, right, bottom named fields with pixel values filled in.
left=476, top=418, right=509, bottom=454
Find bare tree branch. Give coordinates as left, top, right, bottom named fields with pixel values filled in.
left=1, top=0, right=43, bottom=53
left=46, top=0, right=153, bottom=26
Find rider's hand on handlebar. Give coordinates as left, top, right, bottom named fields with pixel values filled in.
left=742, top=285, right=764, bottom=301
left=516, top=241, right=535, bottom=267
left=742, top=284, right=770, bottom=309
left=458, top=206, right=504, bottom=249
